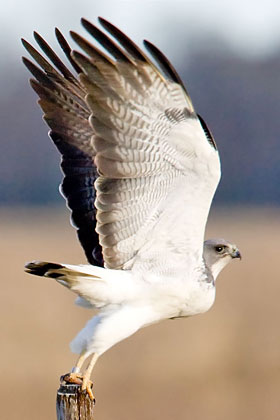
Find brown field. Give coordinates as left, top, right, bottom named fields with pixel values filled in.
left=1, top=207, right=280, bottom=420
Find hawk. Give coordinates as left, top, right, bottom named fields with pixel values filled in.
left=23, top=17, right=241, bottom=400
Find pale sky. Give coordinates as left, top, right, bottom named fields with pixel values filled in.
left=2, top=0, right=280, bottom=63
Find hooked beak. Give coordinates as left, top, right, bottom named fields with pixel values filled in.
left=231, top=249, right=241, bottom=260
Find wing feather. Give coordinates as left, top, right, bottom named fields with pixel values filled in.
left=55, top=28, right=83, bottom=74
left=33, top=31, right=78, bottom=84
left=23, top=18, right=221, bottom=272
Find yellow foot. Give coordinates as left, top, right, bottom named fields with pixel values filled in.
left=82, top=376, right=95, bottom=401
left=61, top=372, right=83, bottom=386
left=61, top=373, right=95, bottom=401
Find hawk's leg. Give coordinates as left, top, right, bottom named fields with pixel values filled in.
left=72, top=351, right=87, bottom=374
left=61, top=351, right=98, bottom=401
left=81, top=353, right=99, bottom=401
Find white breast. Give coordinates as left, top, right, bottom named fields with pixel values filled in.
left=178, top=280, right=216, bottom=317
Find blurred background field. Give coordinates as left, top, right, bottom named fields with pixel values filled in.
left=2, top=207, right=280, bottom=420
left=1, top=0, right=280, bottom=419
left=1, top=0, right=280, bottom=207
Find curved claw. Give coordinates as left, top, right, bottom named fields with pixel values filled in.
left=82, top=377, right=95, bottom=401
left=61, top=372, right=83, bottom=385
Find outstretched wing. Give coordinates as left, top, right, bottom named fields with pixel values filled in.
left=22, top=17, right=220, bottom=271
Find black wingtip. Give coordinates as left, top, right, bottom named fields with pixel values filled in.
left=81, top=17, right=132, bottom=63
left=143, top=39, right=186, bottom=87
left=197, top=114, right=217, bottom=150
left=97, top=16, right=112, bottom=28
left=81, top=18, right=102, bottom=38
left=81, top=17, right=91, bottom=29
left=54, top=27, right=66, bottom=45
left=98, top=17, right=148, bottom=62
left=55, top=27, right=82, bottom=74
left=21, top=56, right=37, bottom=73
left=21, top=38, right=34, bottom=53
left=21, top=37, right=27, bottom=47
left=25, top=261, right=63, bottom=277
left=33, top=31, right=42, bottom=43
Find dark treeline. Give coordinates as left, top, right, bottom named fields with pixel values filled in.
left=1, top=42, right=280, bottom=205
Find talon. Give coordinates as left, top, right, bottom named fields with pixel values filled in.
left=86, top=383, right=95, bottom=401
left=82, top=377, right=95, bottom=401
left=61, top=372, right=83, bottom=385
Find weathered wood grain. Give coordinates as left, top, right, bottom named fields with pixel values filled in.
left=56, top=379, right=95, bottom=420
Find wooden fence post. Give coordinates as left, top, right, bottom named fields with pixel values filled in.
left=56, top=377, right=95, bottom=420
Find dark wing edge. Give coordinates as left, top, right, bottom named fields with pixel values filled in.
left=197, top=114, right=217, bottom=150
left=22, top=30, right=103, bottom=266
left=50, top=132, right=103, bottom=266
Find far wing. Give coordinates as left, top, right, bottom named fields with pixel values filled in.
left=22, top=30, right=103, bottom=266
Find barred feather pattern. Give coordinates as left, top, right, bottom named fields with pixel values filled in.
left=22, top=18, right=220, bottom=270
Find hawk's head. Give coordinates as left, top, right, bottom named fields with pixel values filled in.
left=203, top=238, right=241, bottom=280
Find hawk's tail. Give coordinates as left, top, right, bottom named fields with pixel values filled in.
left=24, top=260, right=131, bottom=309
left=25, top=260, right=102, bottom=289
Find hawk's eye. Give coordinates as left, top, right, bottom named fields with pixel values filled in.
left=215, top=245, right=225, bottom=253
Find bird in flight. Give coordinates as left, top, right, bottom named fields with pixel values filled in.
left=23, top=17, right=241, bottom=400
